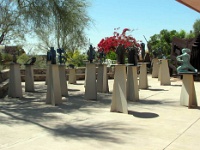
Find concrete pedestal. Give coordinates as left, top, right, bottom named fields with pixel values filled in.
left=59, top=65, right=68, bottom=97
left=25, top=65, right=34, bottom=92
left=111, top=65, right=128, bottom=114
left=139, top=63, right=148, bottom=89
left=84, top=63, right=97, bottom=100
left=68, top=68, right=76, bottom=84
left=127, top=66, right=139, bottom=101
left=97, top=64, right=109, bottom=93
left=45, top=61, right=51, bottom=85
left=180, top=73, right=197, bottom=108
left=159, top=59, right=171, bottom=85
left=46, top=64, right=62, bottom=105
left=152, top=58, right=159, bottom=78
left=8, top=63, right=22, bottom=98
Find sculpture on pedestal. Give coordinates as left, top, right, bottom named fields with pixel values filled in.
left=127, top=44, right=138, bottom=66
left=50, top=47, right=57, bottom=64
left=116, top=43, right=125, bottom=64
left=46, top=51, right=51, bottom=62
left=87, top=45, right=96, bottom=63
left=57, top=48, right=67, bottom=65
left=12, top=53, right=17, bottom=63
left=97, top=49, right=106, bottom=64
left=140, top=42, right=145, bottom=60
left=176, top=48, right=198, bottom=73
left=24, top=57, right=36, bottom=65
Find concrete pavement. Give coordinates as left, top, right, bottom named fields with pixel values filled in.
left=0, top=75, right=200, bottom=150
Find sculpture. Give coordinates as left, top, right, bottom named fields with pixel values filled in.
left=12, top=53, right=17, bottom=63
left=87, top=45, right=96, bottom=63
left=57, top=48, right=67, bottom=65
left=50, top=47, right=56, bottom=64
left=24, top=57, right=36, bottom=65
left=116, top=43, right=126, bottom=64
left=176, top=48, right=198, bottom=73
left=127, top=44, right=138, bottom=66
left=98, top=49, right=106, bottom=64
left=46, top=51, right=51, bottom=61
left=140, top=42, right=145, bottom=60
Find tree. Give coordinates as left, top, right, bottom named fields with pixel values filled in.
left=17, top=0, right=92, bottom=53
left=0, top=1, right=26, bottom=45
left=148, top=29, right=189, bottom=58
left=193, top=19, right=200, bottom=36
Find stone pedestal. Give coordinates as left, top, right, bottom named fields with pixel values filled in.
left=152, top=58, right=159, bottom=78
left=159, top=59, right=171, bottom=85
left=111, top=65, right=128, bottom=114
left=46, top=64, right=62, bottom=105
left=139, top=63, right=148, bottom=89
left=84, top=63, right=97, bottom=100
left=180, top=73, right=197, bottom=108
left=97, top=64, right=109, bottom=93
left=59, top=65, right=68, bottom=97
left=8, top=63, right=22, bottom=98
left=45, top=61, right=51, bottom=85
left=25, top=65, right=34, bottom=92
left=127, top=66, right=139, bottom=101
left=68, top=68, right=76, bottom=84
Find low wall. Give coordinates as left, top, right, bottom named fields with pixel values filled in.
left=20, top=67, right=114, bottom=82
left=0, top=66, right=114, bottom=98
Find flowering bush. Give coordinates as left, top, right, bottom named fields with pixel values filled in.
left=97, top=28, right=141, bottom=53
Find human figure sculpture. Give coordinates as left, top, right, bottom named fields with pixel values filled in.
left=50, top=47, right=56, bottom=64
left=87, top=45, right=96, bottom=63
left=127, top=45, right=138, bottom=66
left=46, top=51, right=51, bottom=62
left=116, top=43, right=126, bottom=64
left=140, top=42, right=145, bottom=60
left=98, top=49, right=106, bottom=64
left=176, top=48, right=198, bottom=73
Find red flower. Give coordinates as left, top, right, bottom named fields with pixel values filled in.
left=97, top=28, right=140, bottom=54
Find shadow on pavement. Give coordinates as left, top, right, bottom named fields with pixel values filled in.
left=128, top=110, right=159, bottom=118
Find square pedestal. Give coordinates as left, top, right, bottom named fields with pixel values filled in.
left=97, top=64, right=109, bottom=93
left=68, top=68, right=76, bottom=84
left=45, top=61, right=51, bottom=85
left=152, top=58, right=159, bottom=78
left=111, top=65, right=128, bottom=114
left=159, top=59, right=171, bottom=85
left=139, top=63, right=148, bottom=89
left=84, top=63, right=97, bottom=100
left=180, top=73, right=197, bottom=108
left=46, top=64, right=62, bottom=105
left=127, top=66, right=139, bottom=101
left=25, top=65, right=34, bottom=92
left=8, top=63, right=22, bottom=98
left=59, top=65, right=68, bottom=97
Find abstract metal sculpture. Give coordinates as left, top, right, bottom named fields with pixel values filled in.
left=24, top=57, right=36, bottom=65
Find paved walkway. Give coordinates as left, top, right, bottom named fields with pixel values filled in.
left=0, top=75, right=200, bottom=150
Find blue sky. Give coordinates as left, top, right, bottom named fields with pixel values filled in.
left=86, top=0, right=200, bottom=49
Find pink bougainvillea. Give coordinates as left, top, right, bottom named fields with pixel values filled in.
left=97, top=28, right=141, bottom=53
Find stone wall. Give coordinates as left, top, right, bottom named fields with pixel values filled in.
left=0, top=66, right=114, bottom=97
left=20, top=67, right=114, bottom=82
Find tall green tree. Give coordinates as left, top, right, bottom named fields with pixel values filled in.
left=193, top=19, right=200, bottom=36
left=17, top=0, right=92, bottom=53
left=148, top=29, right=189, bottom=58
left=0, top=1, right=26, bottom=44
